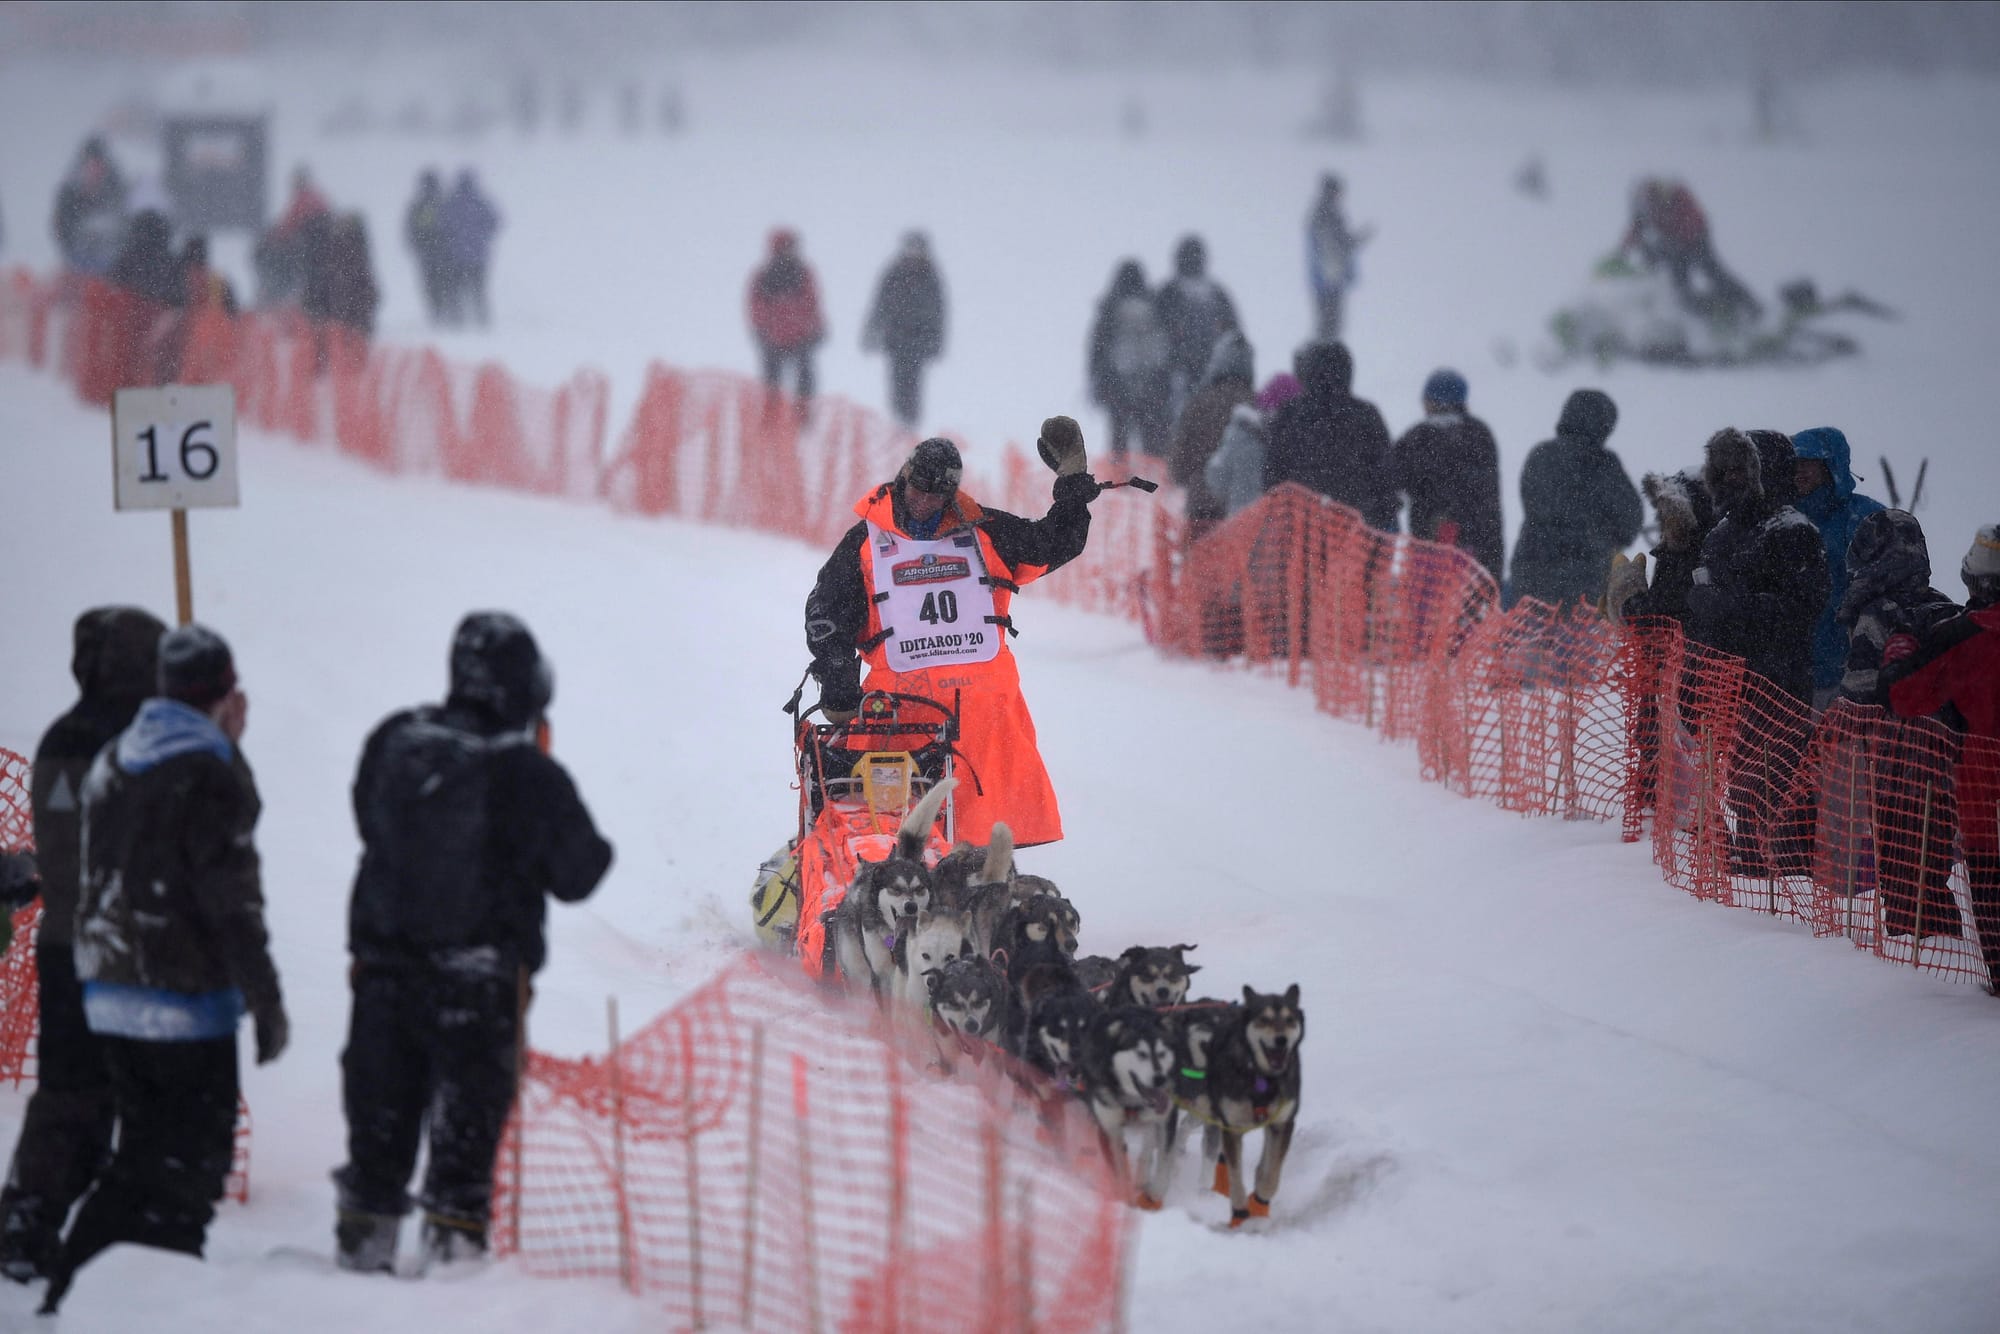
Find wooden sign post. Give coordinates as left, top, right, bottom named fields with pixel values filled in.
left=111, top=385, right=240, bottom=625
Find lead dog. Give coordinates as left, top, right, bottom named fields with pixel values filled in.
left=1202, top=985, right=1304, bottom=1227
left=820, top=778, right=954, bottom=998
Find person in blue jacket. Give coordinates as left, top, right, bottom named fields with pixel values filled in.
left=1789, top=426, right=1886, bottom=709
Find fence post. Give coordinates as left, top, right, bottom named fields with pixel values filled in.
left=1912, top=783, right=1934, bottom=971
left=681, top=1015, right=706, bottom=1327
left=1015, top=1177, right=1037, bottom=1334
left=739, top=1023, right=766, bottom=1329
left=982, top=1118, right=1005, bottom=1331
left=793, top=1053, right=824, bottom=1334
left=885, top=1050, right=908, bottom=1334
left=608, top=996, right=634, bottom=1294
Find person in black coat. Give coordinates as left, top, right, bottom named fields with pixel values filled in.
left=333, top=613, right=612, bottom=1274
left=106, top=209, right=181, bottom=309
left=1617, top=469, right=1719, bottom=625
left=1390, top=368, right=1503, bottom=578
left=1508, top=389, right=1642, bottom=609
left=1086, top=259, right=1171, bottom=461
left=41, top=625, right=286, bottom=1315
left=1688, top=428, right=1830, bottom=875
left=1153, top=235, right=1240, bottom=422
left=0, top=608, right=164, bottom=1285
left=1263, top=340, right=1397, bottom=532
left=863, top=231, right=947, bottom=429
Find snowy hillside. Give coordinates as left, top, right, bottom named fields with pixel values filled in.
left=3, top=46, right=2000, bottom=1334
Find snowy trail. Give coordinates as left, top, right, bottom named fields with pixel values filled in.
left=4, top=363, right=2000, bottom=1332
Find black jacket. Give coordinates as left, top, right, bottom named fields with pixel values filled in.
left=864, top=254, right=946, bottom=361
left=1509, top=439, right=1641, bottom=608
left=1391, top=409, right=1504, bottom=578
left=1623, top=470, right=1718, bottom=625
left=74, top=699, right=281, bottom=1019
left=1264, top=341, right=1397, bottom=532
left=30, top=607, right=166, bottom=945
left=1687, top=431, right=1829, bottom=701
left=804, top=474, right=1097, bottom=711
left=348, top=701, right=612, bottom=976
left=1153, top=275, right=1239, bottom=388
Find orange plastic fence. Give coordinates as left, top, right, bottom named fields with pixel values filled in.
left=492, top=954, right=1131, bottom=1333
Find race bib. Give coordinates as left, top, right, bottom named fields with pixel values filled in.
left=868, top=523, right=1002, bottom=673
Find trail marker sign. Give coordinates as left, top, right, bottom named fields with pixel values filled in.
left=112, top=385, right=239, bottom=624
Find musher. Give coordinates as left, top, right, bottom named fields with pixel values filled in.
left=803, top=423, right=1100, bottom=847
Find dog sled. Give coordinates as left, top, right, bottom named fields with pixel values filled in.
left=750, top=690, right=965, bottom=976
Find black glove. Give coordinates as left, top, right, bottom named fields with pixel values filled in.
left=254, top=1002, right=290, bottom=1065
left=1037, top=415, right=1087, bottom=477
left=812, top=655, right=862, bottom=717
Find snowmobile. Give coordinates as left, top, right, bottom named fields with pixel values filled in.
left=1543, top=257, right=1894, bottom=371
left=749, top=690, right=964, bottom=976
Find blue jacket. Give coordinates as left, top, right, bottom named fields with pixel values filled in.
left=1791, top=426, right=1887, bottom=690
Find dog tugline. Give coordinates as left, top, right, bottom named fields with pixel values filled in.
left=804, top=421, right=1104, bottom=848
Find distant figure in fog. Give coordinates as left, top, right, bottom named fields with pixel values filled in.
left=438, top=169, right=501, bottom=328
left=303, top=214, right=380, bottom=371
left=253, top=167, right=333, bottom=309
left=1086, top=259, right=1170, bottom=461
left=862, top=231, right=947, bottom=429
left=1154, top=235, right=1239, bottom=423
left=1391, top=368, right=1504, bottom=580
left=1168, top=330, right=1255, bottom=540
left=748, top=229, right=825, bottom=412
left=1263, top=340, right=1398, bottom=533
left=404, top=170, right=448, bottom=324
left=107, top=210, right=181, bottom=310
left=1508, top=389, right=1641, bottom=608
left=52, top=137, right=128, bottom=277
left=1305, top=173, right=1371, bottom=340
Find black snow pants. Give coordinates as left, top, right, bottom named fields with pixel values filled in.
left=761, top=345, right=816, bottom=406
left=333, top=966, right=520, bottom=1233
left=39, top=1035, right=238, bottom=1312
left=888, top=353, right=925, bottom=428
left=0, top=946, right=116, bottom=1279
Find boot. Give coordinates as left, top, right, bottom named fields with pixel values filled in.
left=418, top=1212, right=488, bottom=1276
left=334, top=1209, right=400, bottom=1275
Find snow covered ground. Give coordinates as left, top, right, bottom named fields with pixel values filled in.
left=3, top=44, right=2000, bottom=1334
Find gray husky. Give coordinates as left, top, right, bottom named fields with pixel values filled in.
left=820, top=777, right=954, bottom=997
left=1194, top=985, right=1304, bottom=1227
left=1077, top=1004, right=1177, bottom=1201
left=1106, top=943, right=1200, bottom=1008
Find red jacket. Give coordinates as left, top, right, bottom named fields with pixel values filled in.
left=1891, top=607, right=2000, bottom=854
left=748, top=258, right=824, bottom=351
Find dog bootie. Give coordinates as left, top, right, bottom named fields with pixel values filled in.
left=335, top=1209, right=400, bottom=1274
left=1212, top=1161, right=1230, bottom=1196
left=1228, top=1208, right=1251, bottom=1230
left=1246, top=1194, right=1271, bottom=1219
left=1133, top=1191, right=1164, bottom=1212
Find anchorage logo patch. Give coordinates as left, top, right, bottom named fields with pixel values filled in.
left=891, top=554, right=970, bottom=586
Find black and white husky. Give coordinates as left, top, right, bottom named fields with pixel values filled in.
left=1106, top=943, right=1200, bottom=1008
left=821, top=777, right=954, bottom=997
left=1077, top=1004, right=1177, bottom=1199
left=1195, top=985, right=1305, bottom=1227
left=926, top=953, right=1009, bottom=1043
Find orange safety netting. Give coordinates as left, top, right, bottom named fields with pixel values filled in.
left=493, top=953, right=1132, bottom=1332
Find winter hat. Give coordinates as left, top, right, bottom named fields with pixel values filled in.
left=1964, top=523, right=2000, bottom=588
left=1745, top=429, right=1798, bottom=507
left=449, top=612, right=552, bottom=730
left=1422, top=368, right=1468, bottom=409
left=904, top=437, right=963, bottom=496
left=1839, top=509, right=1931, bottom=623
left=157, top=624, right=237, bottom=710
left=1174, top=235, right=1207, bottom=278
left=1254, top=373, right=1302, bottom=415
left=1555, top=389, right=1617, bottom=443
left=74, top=606, right=167, bottom=704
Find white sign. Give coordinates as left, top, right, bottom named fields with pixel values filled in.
left=112, top=385, right=240, bottom=511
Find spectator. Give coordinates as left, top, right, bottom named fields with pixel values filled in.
left=1790, top=425, right=1888, bottom=710
left=1086, top=259, right=1171, bottom=461
left=1390, top=368, right=1503, bottom=579
left=1889, top=523, right=2000, bottom=993
left=1205, top=373, right=1299, bottom=521
left=1153, top=235, right=1239, bottom=422
left=252, top=167, right=333, bottom=309
left=1687, top=428, right=1829, bottom=875
left=39, top=625, right=287, bottom=1314
left=1838, top=509, right=1962, bottom=941
left=747, top=228, right=825, bottom=411
left=1264, top=340, right=1398, bottom=531
left=51, top=136, right=128, bottom=277
left=1613, top=469, right=1718, bottom=624
left=404, top=169, right=447, bottom=324
left=438, top=169, right=501, bottom=327
left=106, top=210, right=181, bottom=309
left=1508, top=389, right=1640, bottom=608
left=176, top=236, right=237, bottom=316
left=1168, top=330, right=1255, bottom=539
left=0, top=608, right=164, bottom=1285
left=1305, top=172, right=1371, bottom=340
left=862, top=230, right=947, bottom=429
left=333, top=613, right=612, bottom=1273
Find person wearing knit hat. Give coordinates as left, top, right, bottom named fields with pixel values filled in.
left=40, top=623, right=284, bottom=1314
left=1391, top=368, right=1505, bottom=580
left=1508, top=388, right=1642, bottom=608
left=804, top=421, right=1103, bottom=849
left=1961, top=522, right=2000, bottom=609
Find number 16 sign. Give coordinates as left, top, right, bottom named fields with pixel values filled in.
left=112, top=385, right=239, bottom=624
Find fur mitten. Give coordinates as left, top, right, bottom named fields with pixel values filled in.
left=1037, top=416, right=1087, bottom=476
left=1604, top=551, right=1649, bottom=624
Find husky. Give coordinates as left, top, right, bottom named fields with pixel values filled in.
left=820, top=777, right=954, bottom=997
left=1070, top=954, right=1120, bottom=996
left=1076, top=1004, right=1176, bottom=1200
left=1147, top=999, right=1241, bottom=1204
left=1008, top=874, right=1079, bottom=955
left=1106, top=943, right=1200, bottom=1008
left=892, top=907, right=975, bottom=1013
left=1015, top=963, right=1097, bottom=1081
left=930, top=823, right=1015, bottom=910
left=926, top=953, right=1009, bottom=1043
left=1203, top=985, right=1305, bottom=1227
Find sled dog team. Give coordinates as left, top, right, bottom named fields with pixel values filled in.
left=818, top=778, right=1305, bottom=1227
